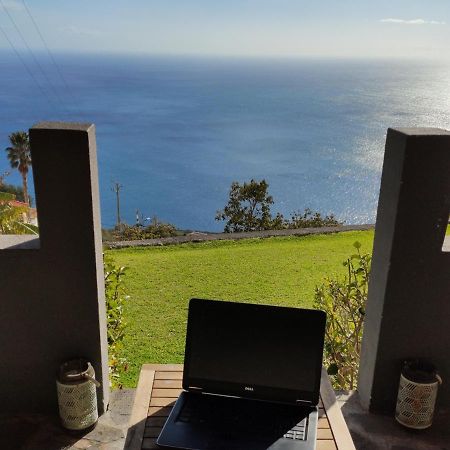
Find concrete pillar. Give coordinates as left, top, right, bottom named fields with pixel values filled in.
left=359, top=128, right=450, bottom=413
left=0, top=122, right=109, bottom=414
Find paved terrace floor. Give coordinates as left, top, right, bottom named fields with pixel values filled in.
left=1, top=386, right=449, bottom=449
left=0, top=389, right=135, bottom=450
left=337, top=391, right=450, bottom=450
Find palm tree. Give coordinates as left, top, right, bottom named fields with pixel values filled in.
left=5, top=131, right=31, bottom=206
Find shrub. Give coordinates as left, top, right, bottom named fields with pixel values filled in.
left=104, top=255, right=129, bottom=388
left=0, top=202, right=37, bottom=235
left=144, top=219, right=177, bottom=238
left=286, top=208, right=341, bottom=228
left=113, top=223, right=146, bottom=241
left=313, top=242, right=371, bottom=390
left=110, top=217, right=178, bottom=241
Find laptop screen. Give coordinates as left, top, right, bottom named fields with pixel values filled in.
left=183, top=299, right=326, bottom=405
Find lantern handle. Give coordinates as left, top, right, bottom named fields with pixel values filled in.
left=82, top=373, right=101, bottom=387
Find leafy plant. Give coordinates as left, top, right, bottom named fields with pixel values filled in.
left=144, top=216, right=177, bottom=238
left=286, top=208, right=341, bottom=228
left=0, top=202, right=37, bottom=235
left=104, top=255, right=129, bottom=388
left=313, top=242, right=371, bottom=390
left=111, top=217, right=177, bottom=241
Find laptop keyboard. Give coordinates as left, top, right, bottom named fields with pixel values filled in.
left=177, top=393, right=308, bottom=441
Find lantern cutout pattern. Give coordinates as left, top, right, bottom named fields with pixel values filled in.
left=395, top=360, right=442, bottom=429
left=56, top=359, right=101, bottom=431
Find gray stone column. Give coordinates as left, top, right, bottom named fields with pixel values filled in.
left=0, top=122, right=109, bottom=414
left=358, top=128, right=450, bottom=413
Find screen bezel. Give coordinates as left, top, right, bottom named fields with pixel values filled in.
left=183, top=298, right=326, bottom=405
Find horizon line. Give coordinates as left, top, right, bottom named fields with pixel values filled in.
left=0, top=47, right=447, bottom=62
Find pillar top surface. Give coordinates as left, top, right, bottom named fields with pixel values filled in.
left=389, top=127, right=450, bottom=137
left=31, top=122, right=94, bottom=132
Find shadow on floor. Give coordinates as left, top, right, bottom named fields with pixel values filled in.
left=0, top=388, right=135, bottom=450
left=338, top=391, right=450, bottom=450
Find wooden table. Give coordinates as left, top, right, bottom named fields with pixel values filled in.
left=126, top=364, right=355, bottom=450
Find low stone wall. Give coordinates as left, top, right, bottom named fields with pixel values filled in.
left=105, top=224, right=374, bottom=249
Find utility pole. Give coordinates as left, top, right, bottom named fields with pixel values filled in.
left=111, top=182, right=123, bottom=229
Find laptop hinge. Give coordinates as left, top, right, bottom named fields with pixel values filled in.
left=188, top=386, right=203, bottom=392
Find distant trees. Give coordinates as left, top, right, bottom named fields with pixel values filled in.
left=5, top=131, right=32, bottom=206
left=0, top=171, right=9, bottom=188
left=0, top=183, right=30, bottom=204
left=216, top=179, right=342, bottom=233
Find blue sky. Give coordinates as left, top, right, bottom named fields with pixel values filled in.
left=0, top=0, right=449, bottom=58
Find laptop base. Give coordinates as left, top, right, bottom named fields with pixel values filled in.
left=157, top=391, right=318, bottom=450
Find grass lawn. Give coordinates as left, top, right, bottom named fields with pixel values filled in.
left=108, top=230, right=374, bottom=387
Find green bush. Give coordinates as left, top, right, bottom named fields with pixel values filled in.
left=313, top=242, right=371, bottom=390
left=144, top=220, right=177, bottom=238
left=0, top=202, right=37, bottom=235
left=113, top=224, right=146, bottom=241
left=110, top=217, right=178, bottom=241
left=104, top=255, right=129, bottom=388
left=0, top=191, right=15, bottom=201
left=286, top=208, right=341, bottom=228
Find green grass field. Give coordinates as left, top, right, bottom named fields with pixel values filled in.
left=108, top=230, right=374, bottom=387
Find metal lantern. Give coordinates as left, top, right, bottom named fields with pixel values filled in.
left=395, top=359, right=442, bottom=429
left=56, top=358, right=101, bottom=431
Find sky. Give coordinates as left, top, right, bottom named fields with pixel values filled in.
left=0, top=0, right=449, bottom=59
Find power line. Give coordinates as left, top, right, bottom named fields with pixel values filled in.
left=0, top=22, right=59, bottom=112
left=21, top=0, right=76, bottom=103
left=0, top=0, right=67, bottom=113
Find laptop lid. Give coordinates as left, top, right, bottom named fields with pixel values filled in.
left=183, top=299, right=326, bottom=405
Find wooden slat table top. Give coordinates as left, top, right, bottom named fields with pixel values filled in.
left=126, top=364, right=355, bottom=450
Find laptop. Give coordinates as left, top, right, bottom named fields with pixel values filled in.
left=157, top=298, right=326, bottom=450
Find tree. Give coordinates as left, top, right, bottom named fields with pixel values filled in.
left=5, top=131, right=31, bottom=206
left=215, top=179, right=275, bottom=232
left=216, top=179, right=343, bottom=233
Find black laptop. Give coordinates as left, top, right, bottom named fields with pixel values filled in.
left=157, top=298, right=326, bottom=450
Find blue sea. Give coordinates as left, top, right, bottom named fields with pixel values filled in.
left=1, top=51, right=449, bottom=231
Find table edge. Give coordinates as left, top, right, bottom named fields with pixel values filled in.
left=320, top=367, right=356, bottom=450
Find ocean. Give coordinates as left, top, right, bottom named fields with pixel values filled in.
left=1, top=51, right=449, bottom=231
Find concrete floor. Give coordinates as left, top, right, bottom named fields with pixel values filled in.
left=337, top=391, right=450, bottom=450
left=0, top=389, right=135, bottom=450
left=3, top=387, right=449, bottom=449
